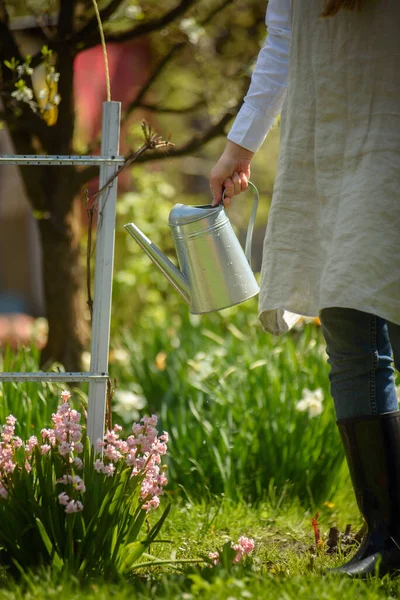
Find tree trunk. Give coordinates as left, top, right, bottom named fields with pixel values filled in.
left=38, top=178, right=89, bottom=371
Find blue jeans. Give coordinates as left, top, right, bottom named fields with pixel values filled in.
left=319, top=308, right=400, bottom=420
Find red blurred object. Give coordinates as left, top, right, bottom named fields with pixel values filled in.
left=74, top=40, right=152, bottom=206
left=0, top=314, right=42, bottom=349
left=311, top=512, right=321, bottom=547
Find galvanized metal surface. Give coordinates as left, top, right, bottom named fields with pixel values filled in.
left=242, top=182, right=259, bottom=265
left=124, top=223, right=191, bottom=303
left=172, top=205, right=259, bottom=314
left=0, top=155, right=125, bottom=166
left=0, top=101, right=122, bottom=446
left=87, top=101, right=121, bottom=444
left=0, top=372, right=109, bottom=382
left=125, top=182, right=260, bottom=316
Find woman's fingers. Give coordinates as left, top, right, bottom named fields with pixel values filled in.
left=222, top=172, right=247, bottom=206
left=210, top=168, right=250, bottom=208
left=232, top=172, right=242, bottom=196
left=239, top=172, right=249, bottom=192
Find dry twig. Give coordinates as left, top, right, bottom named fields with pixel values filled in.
left=85, top=121, right=174, bottom=320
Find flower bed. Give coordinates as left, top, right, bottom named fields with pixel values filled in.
left=0, top=391, right=169, bottom=576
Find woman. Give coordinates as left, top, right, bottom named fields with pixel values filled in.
left=210, top=0, right=400, bottom=577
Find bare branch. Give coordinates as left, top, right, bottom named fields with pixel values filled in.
left=201, top=0, right=234, bottom=25
left=76, top=0, right=197, bottom=50
left=75, top=103, right=239, bottom=188
left=76, top=121, right=174, bottom=188
left=84, top=122, right=174, bottom=315
left=29, top=0, right=235, bottom=74
left=121, top=42, right=185, bottom=126
left=105, top=0, right=233, bottom=44
left=120, top=0, right=236, bottom=126
left=134, top=108, right=238, bottom=163
left=136, top=99, right=206, bottom=114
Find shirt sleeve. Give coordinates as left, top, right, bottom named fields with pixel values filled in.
left=227, top=0, right=291, bottom=153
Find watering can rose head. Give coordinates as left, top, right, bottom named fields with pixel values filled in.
left=124, top=182, right=260, bottom=314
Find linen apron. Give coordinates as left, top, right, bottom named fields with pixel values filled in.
left=258, top=0, right=400, bottom=335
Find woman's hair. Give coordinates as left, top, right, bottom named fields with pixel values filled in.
left=322, top=0, right=365, bottom=17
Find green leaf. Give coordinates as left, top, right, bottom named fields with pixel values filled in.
left=35, top=518, right=63, bottom=571
left=4, top=58, right=18, bottom=70
left=118, top=541, right=146, bottom=573
left=146, top=503, right=171, bottom=544
left=110, top=525, right=118, bottom=555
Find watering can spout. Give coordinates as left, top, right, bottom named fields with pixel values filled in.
left=124, top=223, right=191, bottom=304
left=124, top=182, right=260, bottom=314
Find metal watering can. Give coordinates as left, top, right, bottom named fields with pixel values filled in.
left=124, top=182, right=259, bottom=314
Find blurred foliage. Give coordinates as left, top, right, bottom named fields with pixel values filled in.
left=1, top=0, right=279, bottom=369
left=109, top=305, right=346, bottom=507
left=112, top=167, right=182, bottom=334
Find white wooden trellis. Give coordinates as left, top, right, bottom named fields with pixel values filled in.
left=0, top=101, right=122, bottom=445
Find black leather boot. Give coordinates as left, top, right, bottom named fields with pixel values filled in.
left=329, top=411, right=400, bottom=577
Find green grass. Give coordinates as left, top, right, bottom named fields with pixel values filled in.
left=112, top=306, right=345, bottom=505
left=0, top=345, right=71, bottom=436
left=1, top=488, right=400, bottom=599
left=2, top=321, right=400, bottom=597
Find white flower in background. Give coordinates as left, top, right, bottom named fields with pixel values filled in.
left=46, top=68, right=60, bottom=83
left=179, top=17, right=205, bottom=44
left=11, top=86, right=33, bottom=102
left=111, top=347, right=130, bottom=366
left=16, top=64, right=33, bottom=77
left=113, top=389, right=147, bottom=423
left=125, top=4, right=143, bottom=19
left=296, top=388, right=324, bottom=418
left=81, top=351, right=91, bottom=372
left=188, top=352, right=215, bottom=382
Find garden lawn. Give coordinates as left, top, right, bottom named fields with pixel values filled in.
left=1, top=488, right=400, bottom=599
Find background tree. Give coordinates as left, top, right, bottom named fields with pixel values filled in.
left=0, top=0, right=267, bottom=370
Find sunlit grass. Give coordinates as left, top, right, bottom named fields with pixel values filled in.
left=112, top=306, right=345, bottom=506
left=2, top=490, right=400, bottom=599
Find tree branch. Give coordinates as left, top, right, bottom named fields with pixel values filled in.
left=136, top=99, right=206, bottom=114
left=121, top=41, right=185, bottom=126
left=200, top=0, right=234, bottom=25
left=75, top=103, right=239, bottom=188
left=120, top=0, right=236, bottom=126
left=106, top=0, right=233, bottom=45
left=134, top=108, right=238, bottom=163
left=75, top=0, right=197, bottom=50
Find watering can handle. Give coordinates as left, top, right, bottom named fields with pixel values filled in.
left=222, top=181, right=259, bottom=267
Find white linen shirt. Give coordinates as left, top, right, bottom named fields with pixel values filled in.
left=227, top=0, right=291, bottom=153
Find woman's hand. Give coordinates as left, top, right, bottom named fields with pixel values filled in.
left=209, top=140, right=254, bottom=206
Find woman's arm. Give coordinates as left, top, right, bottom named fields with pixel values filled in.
left=210, top=0, right=291, bottom=205
left=228, top=0, right=291, bottom=153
